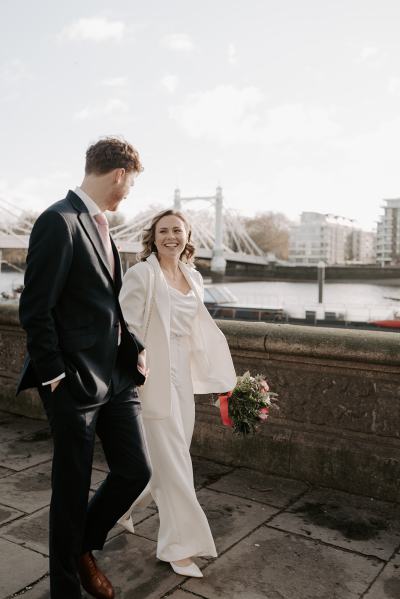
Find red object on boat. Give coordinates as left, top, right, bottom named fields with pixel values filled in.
left=370, top=320, right=400, bottom=328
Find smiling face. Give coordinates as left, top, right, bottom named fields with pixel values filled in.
left=154, top=214, right=188, bottom=261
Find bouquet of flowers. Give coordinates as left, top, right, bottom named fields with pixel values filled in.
left=215, top=371, right=278, bottom=436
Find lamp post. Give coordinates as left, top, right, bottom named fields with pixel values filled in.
left=317, top=261, right=325, bottom=304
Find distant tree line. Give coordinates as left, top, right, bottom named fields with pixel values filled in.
left=242, top=212, right=291, bottom=260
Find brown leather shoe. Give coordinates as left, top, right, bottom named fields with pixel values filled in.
left=78, top=551, right=115, bottom=599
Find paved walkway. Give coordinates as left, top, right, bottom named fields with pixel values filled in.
left=0, top=410, right=399, bottom=599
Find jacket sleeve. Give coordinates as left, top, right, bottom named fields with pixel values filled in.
left=19, top=210, right=73, bottom=383
left=119, top=265, right=147, bottom=339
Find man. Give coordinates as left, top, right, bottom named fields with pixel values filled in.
left=17, top=137, right=151, bottom=599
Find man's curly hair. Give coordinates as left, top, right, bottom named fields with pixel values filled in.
left=85, top=137, right=144, bottom=175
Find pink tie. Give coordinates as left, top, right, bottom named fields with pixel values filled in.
left=94, top=213, right=115, bottom=277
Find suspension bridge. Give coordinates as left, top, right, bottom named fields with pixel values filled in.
left=0, top=189, right=271, bottom=275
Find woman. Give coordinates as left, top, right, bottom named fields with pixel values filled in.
left=118, top=209, right=236, bottom=578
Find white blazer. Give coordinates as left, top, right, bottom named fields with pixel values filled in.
left=119, top=253, right=237, bottom=419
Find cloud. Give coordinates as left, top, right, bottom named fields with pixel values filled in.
left=355, top=46, right=383, bottom=66
left=60, top=17, right=125, bottom=42
left=0, top=59, right=31, bottom=102
left=265, top=104, right=340, bottom=143
left=388, top=77, right=400, bottom=96
left=170, top=85, right=263, bottom=144
left=161, top=74, right=179, bottom=94
left=228, top=43, right=237, bottom=65
left=0, top=58, right=30, bottom=85
left=0, top=172, right=71, bottom=213
left=101, top=76, right=128, bottom=87
left=162, top=33, right=194, bottom=51
left=170, top=85, right=340, bottom=146
left=74, top=98, right=129, bottom=120
left=359, top=46, right=378, bottom=61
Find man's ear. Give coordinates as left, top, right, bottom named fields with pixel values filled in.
left=115, top=168, right=126, bottom=183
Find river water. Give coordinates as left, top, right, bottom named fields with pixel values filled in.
left=2, top=271, right=400, bottom=322
left=205, top=280, right=400, bottom=322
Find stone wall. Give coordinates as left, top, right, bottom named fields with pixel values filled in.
left=1, top=303, right=399, bottom=502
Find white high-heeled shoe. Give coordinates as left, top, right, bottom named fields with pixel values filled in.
left=117, top=515, right=135, bottom=534
left=170, top=560, right=203, bottom=578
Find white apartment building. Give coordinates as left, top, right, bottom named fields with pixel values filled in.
left=349, top=230, right=376, bottom=264
left=289, top=212, right=376, bottom=265
left=376, top=198, right=400, bottom=265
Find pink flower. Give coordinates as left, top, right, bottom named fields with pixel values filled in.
left=259, top=379, right=269, bottom=394
left=259, top=407, right=269, bottom=421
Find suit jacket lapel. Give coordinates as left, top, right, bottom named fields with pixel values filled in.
left=147, top=254, right=170, bottom=342
left=78, top=212, right=114, bottom=282
left=111, top=237, right=122, bottom=290
left=67, top=191, right=115, bottom=283
left=179, top=261, right=203, bottom=301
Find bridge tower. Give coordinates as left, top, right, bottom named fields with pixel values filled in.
left=173, top=187, right=227, bottom=276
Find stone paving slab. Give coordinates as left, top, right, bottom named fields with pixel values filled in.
left=0, top=506, right=51, bottom=556
left=207, top=466, right=309, bottom=507
left=134, top=487, right=278, bottom=555
left=90, top=468, right=106, bottom=491
left=94, top=532, right=182, bottom=599
left=13, top=577, right=50, bottom=599
left=0, top=462, right=51, bottom=514
left=0, top=502, right=24, bottom=526
left=0, top=504, right=155, bottom=557
left=268, top=487, right=400, bottom=560
left=0, top=462, right=105, bottom=514
left=0, top=411, right=48, bottom=444
left=0, top=466, right=14, bottom=478
left=192, top=456, right=233, bottom=489
left=92, top=441, right=109, bottom=473
left=0, top=538, right=48, bottom=597
left=364, top=552, right=400, bottom=599
left=0, top=428, right=53, bottom=471
left=163, top=591, right=197, bottom=599
left=183, top=526, right=382, bottom=599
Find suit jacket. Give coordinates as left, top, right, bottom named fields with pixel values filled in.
left=119, top=253, right=237, bottom=419
left=17, top=190, right=145, bottom=404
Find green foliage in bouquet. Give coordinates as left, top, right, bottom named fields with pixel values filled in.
left=218, top=371, right=278, bottom=436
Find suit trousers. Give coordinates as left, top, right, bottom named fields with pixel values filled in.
left=39, top=362, right=151, bottom=599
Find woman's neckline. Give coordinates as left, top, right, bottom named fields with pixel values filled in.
left=168, top=285, right=194, bottom=297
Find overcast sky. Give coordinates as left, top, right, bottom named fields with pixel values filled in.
left=2, top=0, right=400, bottom=230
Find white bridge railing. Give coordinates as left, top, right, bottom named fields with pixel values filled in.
left=0, top=190, right=268, bottom=273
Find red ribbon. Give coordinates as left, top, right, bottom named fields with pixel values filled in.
left=218, top=391, right=233, bottom=427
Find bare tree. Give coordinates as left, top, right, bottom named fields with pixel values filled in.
left=106, top=212, right=126, bottom=228
left=244, top=212, right=291, bottom=259
left=12, top=210, right=39, bottom=233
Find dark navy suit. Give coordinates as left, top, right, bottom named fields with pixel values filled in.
left=18, top=191, right=151, bottom=598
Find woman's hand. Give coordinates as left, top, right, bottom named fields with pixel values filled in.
left=137, top=349, right=150, bottom=378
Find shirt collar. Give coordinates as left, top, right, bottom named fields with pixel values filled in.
left=74, top=186, right=103, bottom=217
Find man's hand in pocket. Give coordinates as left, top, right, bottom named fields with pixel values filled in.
left=51, top=380, right=61, bottom=393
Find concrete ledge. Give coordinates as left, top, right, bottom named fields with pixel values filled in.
left=1, top=303, right=400, bottom=502
left=221, top=318, right=400, bottom=366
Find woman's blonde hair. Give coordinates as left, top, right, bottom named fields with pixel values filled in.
left=138, top=209, right=196, bottom=263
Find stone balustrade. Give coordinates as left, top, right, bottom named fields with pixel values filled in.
left=1, top=303, right=399, bottom=502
